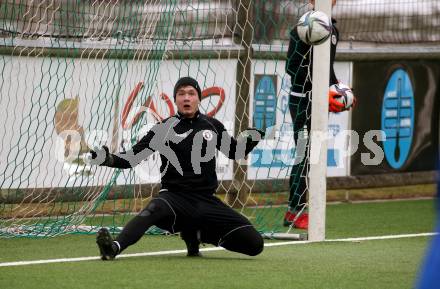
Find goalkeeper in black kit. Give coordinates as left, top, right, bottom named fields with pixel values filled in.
left=88, top=76, right=265, bottom=260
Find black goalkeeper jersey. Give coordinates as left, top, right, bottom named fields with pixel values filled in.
left=106, top=112, right=259, bottom=194
left=286, top=18, right=339, bottom=95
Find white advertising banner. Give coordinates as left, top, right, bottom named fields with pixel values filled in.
left=0, top=56, right=236, bottom=188
left=248, top=60, right=353, bottom=180
left=0, top=56, right=118, bottom=188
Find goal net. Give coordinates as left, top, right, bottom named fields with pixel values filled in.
left=1, top=0, right=433, bottom=238
left=2, top=0, right=302, bottom=238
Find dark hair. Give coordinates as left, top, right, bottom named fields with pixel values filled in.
left=173, top=76, right=202, bottom=101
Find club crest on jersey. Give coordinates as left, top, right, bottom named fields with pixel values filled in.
left=202, top=130, right=213, bottom=141
left=331, top=34, right=337, bottom=45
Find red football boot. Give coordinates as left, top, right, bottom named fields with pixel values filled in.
left=283, top=211, right=297, bottom=227
left=294, top=213, right=309, bottom=230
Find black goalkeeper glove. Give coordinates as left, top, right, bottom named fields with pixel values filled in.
left=85, top=145, right=113, bottom=166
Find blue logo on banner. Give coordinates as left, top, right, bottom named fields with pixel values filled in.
left=254, top=76, right=276, bottom=131
left=327, top=149, right=338, bottom=167
left=381, top=68, right=415, bottom=169
left=251, top=148, right=340, bottom=168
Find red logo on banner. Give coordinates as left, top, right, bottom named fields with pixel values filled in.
left=122, top=82, right=226, bottom=129
left=202, top=86, right=225, bottom=117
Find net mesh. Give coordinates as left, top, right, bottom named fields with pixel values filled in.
left=0, top=0, right=439, bottom=238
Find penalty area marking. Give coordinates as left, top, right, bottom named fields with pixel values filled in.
left=0, top=232, right=436, bottom=267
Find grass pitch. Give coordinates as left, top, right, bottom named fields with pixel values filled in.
left=0, top=198, right=436, bottom=289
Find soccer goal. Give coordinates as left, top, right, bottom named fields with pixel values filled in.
left=0, top=0, right=330, bottom=240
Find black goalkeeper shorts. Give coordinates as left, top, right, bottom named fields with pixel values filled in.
left=153, top=190, right=254, bottom=246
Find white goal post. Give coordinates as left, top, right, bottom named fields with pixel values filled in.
left=309, top=0, right=332, bottom=241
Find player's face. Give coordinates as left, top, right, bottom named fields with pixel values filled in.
left=175, top=85, right=200, bottom=118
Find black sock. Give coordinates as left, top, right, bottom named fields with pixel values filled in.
left=115, top=199, right=174, bottom=252
left=115, top=215, right=155, bottom=252
left=181, top=230, right=201, bottom=256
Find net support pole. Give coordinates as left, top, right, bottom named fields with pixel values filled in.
left=228, top=0, right=253, bottom=207
left=308, top=0, right=332, bottom=242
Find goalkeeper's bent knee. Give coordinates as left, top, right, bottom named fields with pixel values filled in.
left=248, top=234, right=264, bottom=256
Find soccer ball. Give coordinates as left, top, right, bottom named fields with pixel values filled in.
left=329, top=83, right=355, bottom=110
left=296, top=10, right=332, bottom=45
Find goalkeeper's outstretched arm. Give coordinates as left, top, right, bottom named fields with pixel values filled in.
left=87, top=130, right=155, bottom=169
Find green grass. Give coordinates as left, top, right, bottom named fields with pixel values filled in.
left=0, top=238, right=429, bottom=289
left=326, top=199, right=436, bottom=238
left=0, top=199, right=437, bottom=289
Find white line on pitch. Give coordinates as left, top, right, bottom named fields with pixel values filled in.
left=0, top=232, right=436, bottom=267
